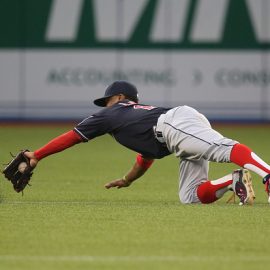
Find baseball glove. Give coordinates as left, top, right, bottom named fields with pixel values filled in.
left=2, top=150, right=33, bottom=193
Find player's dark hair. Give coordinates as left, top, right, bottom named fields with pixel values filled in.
left=124, top=95, right=139, bottom=103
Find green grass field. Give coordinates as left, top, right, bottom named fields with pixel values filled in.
left=1, top=124, right=270, bottom=270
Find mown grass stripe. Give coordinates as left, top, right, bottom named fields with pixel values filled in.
left=0, top=255, right=270, bottom=262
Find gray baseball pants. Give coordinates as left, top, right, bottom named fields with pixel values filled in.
left=155, top=106, right=238, bottom=204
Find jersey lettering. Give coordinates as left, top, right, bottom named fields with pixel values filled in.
left=133, top=105, right=156, bottom=110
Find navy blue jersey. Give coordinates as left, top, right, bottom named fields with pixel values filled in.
left=74, top=100, right=171, bottom=159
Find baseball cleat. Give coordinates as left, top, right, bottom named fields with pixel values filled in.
left=263, top=174, right=270, bottom=204
left=232, top=169, right=255, bottom=205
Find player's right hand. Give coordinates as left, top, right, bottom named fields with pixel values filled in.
left=104, top=178, right=131, bottom=189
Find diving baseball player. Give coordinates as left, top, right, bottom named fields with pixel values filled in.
left=24, top=81, right=270, bottom=204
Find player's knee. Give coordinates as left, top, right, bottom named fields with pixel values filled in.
left=179, top=189, right=200, bottom=204
left=179, top=197, right=193, bottom=204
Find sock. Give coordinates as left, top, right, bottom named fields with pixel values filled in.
left=230, top=144, right=270, bottom=178
left=197, top=175, right=233, bottom=204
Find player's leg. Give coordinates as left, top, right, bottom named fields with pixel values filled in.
left=200, top=138, right=270, bottom=201
left=158, top=106, right=270, bottom=178
left=178, top=158, right=208, bottom=204
left=196, top=174, right=233, bottom=204
left=179, top=158, right=233, bottom=204
left=182, top=138, right=262, bottom=204
left=229, top=143, right=270, bottom=202
left=179, top=159, right=256, bottom=205
left=230, top=143, right=270, bottom=182
left=157, top=106, right=261, bottom=203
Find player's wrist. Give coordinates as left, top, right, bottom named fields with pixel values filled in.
left=122, top=175, right=132, bottom=186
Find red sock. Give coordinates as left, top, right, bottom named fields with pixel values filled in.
left=230, top=144, right=270, bottom=178
left=197, top=179, right=232, bottom=204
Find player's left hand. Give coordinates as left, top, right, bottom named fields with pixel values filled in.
left=24, top=151, right=39, bottom=168
left=2, top=150, right=34, bottom=193
left=104, top=178, right=131, bottom=189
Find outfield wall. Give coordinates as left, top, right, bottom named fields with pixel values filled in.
left=0, top=0, right=270, bottom=121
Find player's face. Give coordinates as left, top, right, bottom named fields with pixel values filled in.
left=106, top=94, right=125, bottom=107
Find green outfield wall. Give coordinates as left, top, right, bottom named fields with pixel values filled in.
left=0, top=0, right=270, bottom=120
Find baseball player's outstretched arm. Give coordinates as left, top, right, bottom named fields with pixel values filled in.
left=24, top=130, right=83, bottom=167
left=105, top=155, right=154, bottom=189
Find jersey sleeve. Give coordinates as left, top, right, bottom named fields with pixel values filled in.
left=74, top=109, right=112, bottom=141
